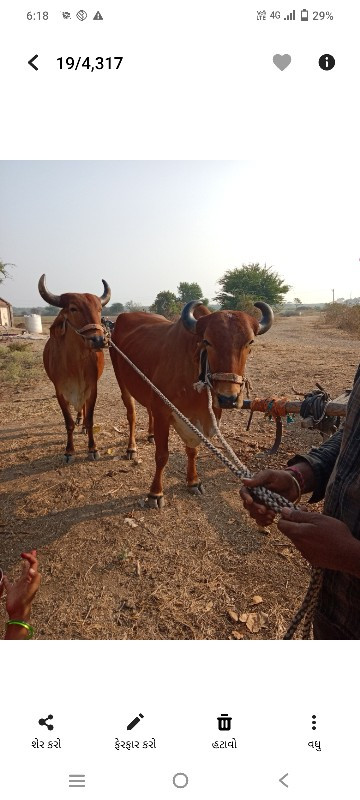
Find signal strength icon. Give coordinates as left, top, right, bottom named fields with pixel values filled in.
left=284, top=9, right=295, bottom=20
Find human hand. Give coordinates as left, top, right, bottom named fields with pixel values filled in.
left=278, top=508, right=359, bottom=573
left=3, top=550, right=40, bottom=621
left=240, top=469, right=299, bottom=527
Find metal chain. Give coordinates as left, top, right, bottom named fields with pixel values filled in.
left=108, top=339, right=323, bottom=639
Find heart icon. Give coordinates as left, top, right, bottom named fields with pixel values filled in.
left=273, top=54, right=291, bottom=71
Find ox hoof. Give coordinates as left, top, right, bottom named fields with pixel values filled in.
left=147, top=435, right=155, bottom=444
left=187, top=482, right=205, bottom=496
left=64, top=453, right=75, bottom=465
left=147, top=494, right=165, bottom=510
left=88, top=450, right=100, bottom=461
left=126, top=449, right=137, bottom=460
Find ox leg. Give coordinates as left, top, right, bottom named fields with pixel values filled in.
left=147, top=409, right=155, bottom=443
left=84, top=390, right=100, bottom=461
left=186, top=445, right=205, bottom=496
left=120, top=387, right=137, bottom=459
left=56, top=393, right=76, bottom=464
left=76, top=405, right=86, bottom=433
left=147, top=418, right=169, bottom=509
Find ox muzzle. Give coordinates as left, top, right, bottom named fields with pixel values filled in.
left=65, top=319, right=108, bottom=349
left=216, top=392, right=241, bottom=409
left=90, top=334, right=106, bottom=349
left=208, top=371, right=245, bottom=410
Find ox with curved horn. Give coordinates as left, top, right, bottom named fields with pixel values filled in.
left=39, top=274, right=111, bottom=463
left=110, top=297, right=274, bottom=507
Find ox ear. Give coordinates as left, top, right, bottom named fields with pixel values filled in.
left=181, top=300, right=211, bottom=334
left=49, top=313, right=66, bottom=338
left=254, top=302, right=274, bottom=335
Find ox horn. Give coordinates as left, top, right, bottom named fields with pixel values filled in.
left=181, top=300, right=204, bottom=333
left=38, top=274, right=62, bottom=307
left=254, top=301, right=274, bottom=335
left=99, top=279, right=111, bottom=307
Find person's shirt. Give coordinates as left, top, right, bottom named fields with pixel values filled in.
left=288, top=364, right=360, bottom=638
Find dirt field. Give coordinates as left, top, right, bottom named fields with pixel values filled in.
left=0, top=315, right=358, bottom=640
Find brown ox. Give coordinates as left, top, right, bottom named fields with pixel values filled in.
left=38, top=273, right=111, bottom=463
left=110, top=300, right=273, bottom=507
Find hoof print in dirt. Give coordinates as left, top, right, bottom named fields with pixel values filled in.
left=147, top=435, right=155, bottom=444
left=147, top=494, right=165, bottom=509
left=63, top=453, right=75, bottom=465
left=126, top=449, right=137, bottom=460
left=187, top=482, right=205, bottom=496
left=88, top=450, right=100, bottom=461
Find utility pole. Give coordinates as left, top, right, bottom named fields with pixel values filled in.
left=331, top=288, right=334, bottom=304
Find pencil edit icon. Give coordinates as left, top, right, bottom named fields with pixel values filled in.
left=127, top=713, right=144, bottom=731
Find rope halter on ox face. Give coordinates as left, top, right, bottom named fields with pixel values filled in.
left=181, top=300, right=274, bottom=409
left=38, top=273, right=111, bottom=350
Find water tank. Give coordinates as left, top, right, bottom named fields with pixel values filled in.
left=24, top=314, right=43, bottom=334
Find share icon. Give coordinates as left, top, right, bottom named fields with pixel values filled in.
left=38, top=714, right=54, bottom=731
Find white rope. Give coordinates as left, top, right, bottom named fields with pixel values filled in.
left=108, top=339, right=323, bottom=639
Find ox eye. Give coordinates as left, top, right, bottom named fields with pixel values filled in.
left=70, top=306, right=78, bottom=312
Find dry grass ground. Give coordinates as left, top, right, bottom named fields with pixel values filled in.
left=324, top=303, right=360, bottom=336
left=0, top=314, right=358, bottom=640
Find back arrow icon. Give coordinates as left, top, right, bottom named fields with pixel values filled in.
left=279, top=773, right=289, bottom=788
left=28, top=54, right=39, bottom=70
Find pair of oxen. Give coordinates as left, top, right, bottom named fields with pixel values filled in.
left=39, top=275, right=273, bottom=508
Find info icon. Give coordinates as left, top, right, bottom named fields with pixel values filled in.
left=319, top=54, right=335, bottom=71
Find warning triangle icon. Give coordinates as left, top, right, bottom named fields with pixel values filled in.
left=93, top=11, right=103, bottom=19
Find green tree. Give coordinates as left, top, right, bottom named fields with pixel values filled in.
left=150, top=290, right=181, bottom=318
left=125, top=300, right=144, bottom=312
left=215, top=263, right=291, bottom=310
left=0, top=260, right=14, bottom=284
left=107, top=302, right=124, bottom=315
left=42, top=305, right=59, bottom=316
left=177, top=281, right=204, bottom=304
left=293, top=297, right=302, bottom=306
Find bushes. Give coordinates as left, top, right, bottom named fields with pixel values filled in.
left=0, top=343, right=42, bottom=383
left=324, top=303, right=360, bottom=336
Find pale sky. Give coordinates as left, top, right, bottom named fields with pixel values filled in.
left=0, top=160, right=359, bottom=307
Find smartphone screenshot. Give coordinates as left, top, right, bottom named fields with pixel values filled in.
left=0, top=2, right=359, bottom=797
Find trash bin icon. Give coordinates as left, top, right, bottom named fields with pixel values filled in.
left=217, top=714, right=232, bottom=732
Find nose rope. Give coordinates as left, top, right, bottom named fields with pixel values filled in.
left=194, top=351, right=252, bottom=397
left=64, top=318, right=109, bottom=344
left=108, top=337, right=322, bottom=640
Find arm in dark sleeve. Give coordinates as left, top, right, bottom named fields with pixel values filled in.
left=287, top=428, right=343, bottom=502
left=287, top=364, right=358, bottom=502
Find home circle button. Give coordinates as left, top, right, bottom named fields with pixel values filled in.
left=173, top=772, right=189, bottom=788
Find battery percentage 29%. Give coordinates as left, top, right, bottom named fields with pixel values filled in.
left=57, top=57, right=123, bottom=71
